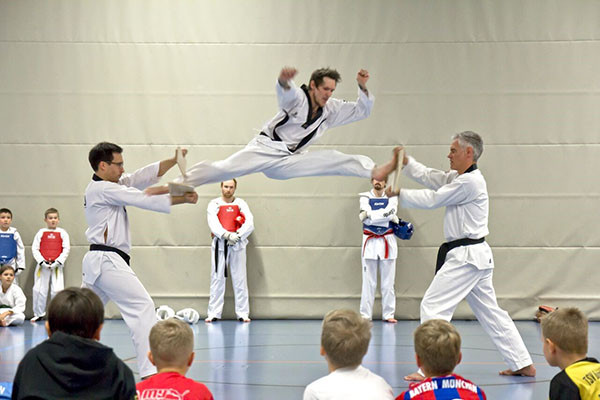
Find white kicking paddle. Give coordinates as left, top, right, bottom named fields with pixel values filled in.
left=390, top=147, right=405, bottom=194
left=176, top=147, right=187, bottom=178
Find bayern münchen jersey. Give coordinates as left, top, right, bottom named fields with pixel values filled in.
left=396, top=374, right=486, bottom=400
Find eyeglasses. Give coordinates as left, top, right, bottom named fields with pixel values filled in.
left=106, top=161, right=124, bottom=167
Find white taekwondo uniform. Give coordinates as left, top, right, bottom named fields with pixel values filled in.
left=179, top=80, right=375, bottom=186
left=359, top=190, right=398, bottom=321
left=0, top=283, right=26, bottom=326
left=399, top=156, right=532, bottom=371
left=82, top=161, right=171, bottom=378
left=0, top=227, right=25, bottom=278
left=31, top=227, right=70, bottom=318
left=206, top=197, right=254, bottom=320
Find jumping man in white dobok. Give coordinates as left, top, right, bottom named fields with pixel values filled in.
left=146, top=67, right=399, bottom=193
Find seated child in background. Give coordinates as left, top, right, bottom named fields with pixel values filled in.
left=397, top=319, right=486, bottom=400
left=542, top=307, right=600, bottom=399
left=31, top=207, right=71, bottom=322
left=11, top=287, right=136, bottom=400
left=0, top=208, right=25, bottom=279
left=136, top=318, right=214, bottom=399
left=0, top=265, right=26, bottom=326
left=303, top=309, right=394, bottom=400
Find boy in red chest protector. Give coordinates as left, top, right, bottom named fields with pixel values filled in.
left=205, top=179, right=254, bottom=323
left=31, top=208, right=70, bottom=322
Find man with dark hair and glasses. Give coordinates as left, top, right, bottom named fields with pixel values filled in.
left=82, top=142, right=198, bottom=379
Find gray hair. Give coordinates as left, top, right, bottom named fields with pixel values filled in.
left=452, top=131, right=483, bottom=162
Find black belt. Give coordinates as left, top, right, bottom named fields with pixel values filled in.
left=435, top=237, right=485, bottom=274
left=213, top=237, right=229, bottom=278
left=90, top=244, right=130, bottom=266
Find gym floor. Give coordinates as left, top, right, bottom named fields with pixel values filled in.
left=2, top=319, right=598, bottom=399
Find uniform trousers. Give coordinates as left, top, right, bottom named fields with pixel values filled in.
left=421, top=262, right=533, bottom=371
left=182, top=136, right=374, bottom=187
left=207, top=244, right=249, bottom=320
left=32, top=265, right=64, bottom=317
left=81, top=251, right=157, bottom=378
left=360, top=258, right=396, bottom=320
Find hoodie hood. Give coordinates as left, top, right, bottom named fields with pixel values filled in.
left=12, top=331, right=136, bottom=400
left=37, top=331, right=121, bottom=390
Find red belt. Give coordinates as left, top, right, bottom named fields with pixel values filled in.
left=363, top=229, right=394, bottom=259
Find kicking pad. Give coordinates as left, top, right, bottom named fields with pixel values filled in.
left=176, top=147, right=187, bottom=177
left=390, top=147, right=405, bottom=193
left=168, top=182, right=195, bottom=196
left=167, top=147, right=193, bottom=195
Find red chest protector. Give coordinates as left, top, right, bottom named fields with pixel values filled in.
left=40, top=231, right=63, bottom=261
left=217, top=204, right=245, bottom=232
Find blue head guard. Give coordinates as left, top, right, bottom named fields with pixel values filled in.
left=391, top=220, right=414, bottom=240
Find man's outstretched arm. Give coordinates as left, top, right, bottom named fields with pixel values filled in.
left=158, top=148, right=187, bottom=177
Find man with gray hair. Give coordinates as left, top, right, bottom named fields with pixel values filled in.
left=388, top=132, right=536, bottom=381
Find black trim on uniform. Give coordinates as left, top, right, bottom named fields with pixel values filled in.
left=300, top=84, right=323, bottom=128
left=435, top=237, right=485, bottom=274
left=293, top=119, right=327, bottom=153
left=89, top=244, right=131, bottom=265
left=272, top=111, right=289, bottom=142
left=92, top=174, right=103, bottom=181
left=465, top=164, right=478, bottom=173
left=261, top=85, right=326, bottom=153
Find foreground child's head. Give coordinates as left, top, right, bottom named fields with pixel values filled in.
left=541, top=307, right=588, bottom=367
left=46, top=287, right=104, bottom=340
left=414, top=319, right=462, bottom=377
left=149, top=318, right=195, bottom=372
left=0, top=208, right=12, bottom=231
left=320, top=309, right=371, bottom=369
left=0, top=265, right=15, bottom=290
left=44, top=208, right=60, bottom=229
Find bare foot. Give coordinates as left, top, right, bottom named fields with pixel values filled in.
left=404, top=371, right=425, bottom=382
left=238, top=317, right=251, bottom=323
left=205, top=317, right=218, bottom=323
left=372, top=147, right=402, bottom=181
left=0, top=319, right=8, bottom=327
left=384, top=318, right=397, bottom=324
left=499, top=364, right=536, bottom=377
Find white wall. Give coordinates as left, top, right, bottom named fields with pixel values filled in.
left=1, top=0, right=599, bottom=319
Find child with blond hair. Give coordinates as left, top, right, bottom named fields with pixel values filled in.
left=397, top=319, right=486, bottom=399
left=303, top=309, right=394, bottom=400
left=136, top=318, right=214, bottom=399
left=542, top=307, right=600, bottom=399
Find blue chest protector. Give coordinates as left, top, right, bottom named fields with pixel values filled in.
left=0, top=233, right=17, bottom=263
left=363, top=198, right=392, bottom=235
left=369, top=198, right=388, bottom=210
left=362, top=197, right=414, bottom=240
left=0, top=381, right=12, bottom=399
